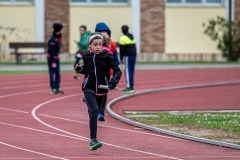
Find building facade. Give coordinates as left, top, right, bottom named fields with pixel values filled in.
left=0, top=0, right=239, bottom=62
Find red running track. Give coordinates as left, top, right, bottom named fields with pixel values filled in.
left=0, top=68, right=240, bottom=160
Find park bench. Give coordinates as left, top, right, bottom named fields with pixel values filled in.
left=9, top=42, right=47, bottom=64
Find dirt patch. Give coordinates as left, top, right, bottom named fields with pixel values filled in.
left=154, top=124, right=240, bottom=144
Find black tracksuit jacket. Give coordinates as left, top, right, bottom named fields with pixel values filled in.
left=79, top=50, right=122, bottom=95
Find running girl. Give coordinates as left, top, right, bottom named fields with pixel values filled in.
left=74, top=32, right=122, bottom=150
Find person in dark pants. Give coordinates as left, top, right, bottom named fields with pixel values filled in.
left=119, top=25, right=137, bottom=94
left=74, top=32, right=121, bottom=150
left=94, top=22, right=120, bottom=121
left=47, top=23, right=64, bottom=94
left=95, top=22, right=120, bottom=66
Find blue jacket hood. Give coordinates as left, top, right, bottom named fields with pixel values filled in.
left=95, top=22, right=111, bottom=37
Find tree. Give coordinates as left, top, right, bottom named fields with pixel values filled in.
left=203, top=16, right=240, bottom=61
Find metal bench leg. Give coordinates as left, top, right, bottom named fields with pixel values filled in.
left=16, top=54, right=21, bottom=64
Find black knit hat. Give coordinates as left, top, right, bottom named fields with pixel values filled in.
left=53, top=23, right=63, bottom=32
left=121, top=25, right=129, bottom=34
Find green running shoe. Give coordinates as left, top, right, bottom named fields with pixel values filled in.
left=122, top=88, right=135, bottom=94
left=90, top=139, right=102, bottom=150
left=50, top=88, right=57, bottom=94
left=56, top=88, right=64, bottom=94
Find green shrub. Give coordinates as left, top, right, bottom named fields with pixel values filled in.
left=203, top=16, right=240, bottom=62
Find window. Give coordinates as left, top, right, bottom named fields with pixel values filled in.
left=72, top=0, right=87, bottom=2
left=91, top=0, right=107, bottom=2
left=0, top=0, right=33, bottom=5
left=15, top=0, right=32, bottom=2
left=71, top=0, right=129, bottom=5
left=112, top=0, right=128, bottom=2
left=186, top=0, right=202, bottom=4
left=206, top=0, right=222, bottom=3
left=167, top=0, right=181, bottom=2
left=166, top=0, right=223, bottom=6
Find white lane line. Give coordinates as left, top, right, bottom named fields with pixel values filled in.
left=0, top=141, right=69, bottom=160
left=0, top=86, right=78, bottom=99
left=0, top=107, right=29, bottom=114
left=39, top=114, right=184, bottom=141
left=183, top=156, right=240, bottom=159
left=0, top=84, right=46, bottom=90
left=32, top=95, right=183, bottom=160
left=32, top=94, right=89, bottom=142
left=0, top=81, right=75, bottom=90
left=0, top=90, right=47, bottom=99
left=0, top=122, right=239, bottom=159
left=4, top=156, right=238, bottom=159
left=0, top=104, right=183, bottom=141
left=0, top=94, right=182, bottom=142
left=0, top=121, right=88, bottom=141
left=0, top=121, right=182, bottom=160
left=0, top=157, right=175, bottom=159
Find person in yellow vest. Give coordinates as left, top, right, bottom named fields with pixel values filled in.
left=119, top=25, right=137, bottom=94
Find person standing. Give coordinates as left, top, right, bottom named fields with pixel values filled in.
left=96, top=34, right=113, bottom=122
left=74, top=32, right=122, bottom=150
left=94, top=22, right=121, bottom=121
left=74, top=25, right=90, bottom=79
left=47, top=23, right=64, bottom=94
left=95, top=22, right=120, bottom=65
left=119, top=25, right=137, bottom=94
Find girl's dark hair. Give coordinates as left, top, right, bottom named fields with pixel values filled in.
left=102, top=35, right=111, bottom=49
left=88, top=32, right=103, bottom=44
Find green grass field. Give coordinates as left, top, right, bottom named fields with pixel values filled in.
left=125, top=111, right=240, bottom=144
left=0, top=70, right=48, bottom=75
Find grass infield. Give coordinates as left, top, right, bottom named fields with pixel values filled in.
left=0, top=70, right=47, bottom=75
left=125, top=111, right=240, bottom=145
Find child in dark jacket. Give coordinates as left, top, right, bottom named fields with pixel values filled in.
left=95, top=22, right=120, bottom=121
left=47, top=23, right=64, bottom=94
left=96, top=35, right=113, bottom=121
left=74, top=32, right=122, bottom=150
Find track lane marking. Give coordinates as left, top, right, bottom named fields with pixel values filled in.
left=0, top=90, right=47, bottom=98
left=0, top=107, right=28, bottom=114
left=0, top=81, right=77, bottom=90
left=31, top=94, right=184, bottom=160
left=0, top=141, right=69, bottom=160
left=2, top=120, right=239, bottom=159
left=0, top=105, right=184, bottom=140
left=0, top=121, right=181, bottom=160
left=0, top=86, right=79, bottom=99
left=1, top=78, right=238, bottom=159
left=39, top=114, right=184, bottom=141
left=0, top=84, right=47, bottom=90
left=0, top=121, right=88, bottom=140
